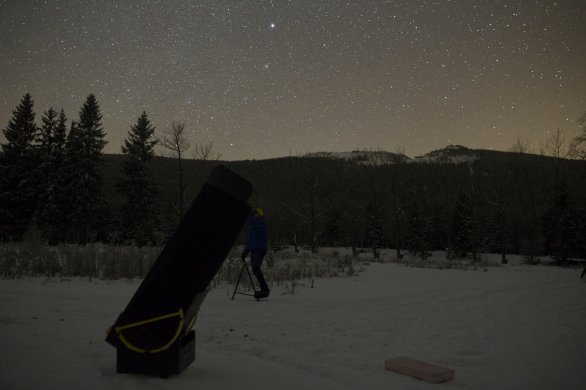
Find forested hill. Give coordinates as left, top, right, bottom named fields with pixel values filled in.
left=102, top=146, right=586, bottom=261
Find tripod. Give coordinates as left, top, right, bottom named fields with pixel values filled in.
left=231, top=257, right=258, bottom=300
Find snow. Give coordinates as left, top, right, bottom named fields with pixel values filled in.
left=304, top=146, right=481, bottom=165
left=413, top=145, right=479, bottom=164
left=305, top=150, right=409, bottom=165
left=413, top=154, right=478, bottom=164
left=1, top=255, right=585, bottom=389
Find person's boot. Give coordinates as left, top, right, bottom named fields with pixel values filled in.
left=254, top=290, right=270, bottom=299
left=252, top=266, right=270, bottom=299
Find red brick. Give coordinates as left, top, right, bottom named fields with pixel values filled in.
left=385, top=356, right=455, bottom=384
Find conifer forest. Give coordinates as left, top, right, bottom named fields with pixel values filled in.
left=1, top=93, right=586, bottom=265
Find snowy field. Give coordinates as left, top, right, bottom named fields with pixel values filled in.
left=1, top=256, right=585, bottom=389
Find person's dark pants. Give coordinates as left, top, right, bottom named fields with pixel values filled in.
left=251, top=249, right=269, bottom=293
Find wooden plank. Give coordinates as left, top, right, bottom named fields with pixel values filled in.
left=385, top=356, right=455, bottom=384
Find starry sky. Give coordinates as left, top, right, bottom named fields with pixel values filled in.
left=1, top=0, right=585, bottom=160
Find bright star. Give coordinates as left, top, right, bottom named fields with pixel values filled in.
left=269, top=22, right=276, bottom=29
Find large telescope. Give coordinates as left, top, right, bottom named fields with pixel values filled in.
left=106, top=165, right=252, bottom=376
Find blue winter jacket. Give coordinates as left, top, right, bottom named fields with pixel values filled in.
left=242, top=215, right=268, bottom=257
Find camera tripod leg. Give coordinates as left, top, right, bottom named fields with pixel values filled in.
left=231, top=260, right=258, bottom=300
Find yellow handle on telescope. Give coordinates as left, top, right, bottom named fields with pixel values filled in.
left=113, top=309, right=184, bottom=354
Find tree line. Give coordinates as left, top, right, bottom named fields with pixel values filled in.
left=2, top=93, right=586, bottom=264
left=227, top=149, right=586, bottom=264
left=0, top=93, right=159, bottom=245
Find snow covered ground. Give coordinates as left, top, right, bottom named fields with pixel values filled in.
left=1, top=257, right=585, bottom=389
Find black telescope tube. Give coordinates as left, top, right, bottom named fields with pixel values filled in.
left=106, top=165, right=252, bottom=351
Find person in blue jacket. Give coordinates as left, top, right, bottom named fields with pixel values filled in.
left=241, top=207, right=270, bottom=299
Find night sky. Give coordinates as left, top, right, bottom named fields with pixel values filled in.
left=1, top=0, right=585, bottom=160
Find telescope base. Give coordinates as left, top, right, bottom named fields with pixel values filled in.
left=116, top=331, right=195, bottom=377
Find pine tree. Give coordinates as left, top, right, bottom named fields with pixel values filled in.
left=36, top=107, right=58, bottom=239
left=1, top=94, right=37, bottom=159
left=0, top=93, right=39, bottom=241
left=405, top=192, right=433, bottom=259
left=64, top=94, right=108, bottom=244
left=38, top=107, right=58, bottom=152
left=451, top=191, right=477, bottom=259
left=36, top=108, right=69, bottom=244
left=117, top=111, right=159, bottom=245
left=542, top=179, right=583, bottom=263
left=54, top=110, right=68, bottom=157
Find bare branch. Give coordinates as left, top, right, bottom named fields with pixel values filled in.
left=543, top=128, right=570, bottom=159
left=159, top=121, right=191, bottom=157
left=510, top=137, right=530, bottom=154
left=158, top=121, right=191, bottom=220
left=193, top=141, right=214, bottom=161
left=279, top=200, right=311, bottom=223
left=570, top=112, right=586, bottom=160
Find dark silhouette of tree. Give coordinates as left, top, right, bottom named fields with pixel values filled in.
left=385, top=167, right=407, bottom=259
left=571, top=111, right=586, bottom=159
left=405, top=187, right=433, bottom=259
left=511, top=149, right=542, bottom=264
left=541, top=128, right=570, bottom=159
left=484, top=162, right=518, bottom=264
left=0, top=93, right=39, bottom=241
left=64, top=94, right=108, bottom=244
left=117, top=112, right=160, bottom=245
left=451, top=190, right=479, bottom=259
left=323, top=208, right=342, bottom=246
left=36, top=108, right=69, bottom=244
left=511, top=137, right=531, bottom=154
left=278, top=160, right=334, bottom=253
left=364, top=196, right=385, bottom=259
left=159, top=121, right=190, bottom=222
left=37, top=107, right=58, bottom=152
left=193, top=141, right=219, bottom=161
left=542, top=179, right=583, bottom=263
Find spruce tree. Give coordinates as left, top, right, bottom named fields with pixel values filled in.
left=451, top=191, right=475, bottom=259
left=364, top=199, right=385, bottom=259
left=0, top=93, right=39, bottom=240
left=36, top=108, right=69, bottom=243
left=117, top=111, right=159, bottom=245
left=38, top=107, right=58, bottom=152
left=405, top=193, right=433, bottom=259
left=542, top=180, right=583, bottom=263
left=64, top=94, right=108, bottom=244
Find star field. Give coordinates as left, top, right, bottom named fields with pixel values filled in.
left=1, top=0, right=585, bottom=160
